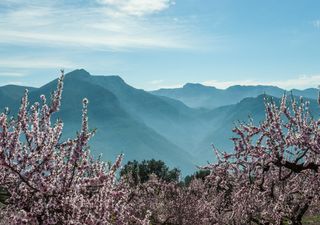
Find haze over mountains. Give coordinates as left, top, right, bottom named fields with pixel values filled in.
left=0, top=69, right=319, bottom=174
left=151, top=83, right=319, bottom=109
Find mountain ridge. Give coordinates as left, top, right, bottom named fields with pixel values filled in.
left=151, top=83, right=318, bottom=109
left=1, top=69, right=319, bottom=172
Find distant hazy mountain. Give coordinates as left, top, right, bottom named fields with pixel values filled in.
left=151, top=83, right=318, bottom=109
left=1, top=69, right=319, bottom=173
left=0, top=85, right=36, bottom=100
left=192, top=95, right=319, bottom=165
left=0, top=85, right=37, bottom=112
left=90, top=74, right=209, bottom=154
left=0, top=70, right=196, bottom=174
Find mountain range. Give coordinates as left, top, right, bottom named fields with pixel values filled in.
left=151, top=83, right=319, bottom=109
left=1, top=69, right=319, bottom=175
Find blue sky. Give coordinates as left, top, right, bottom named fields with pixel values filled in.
left=0, top=0, right=320, bottom=90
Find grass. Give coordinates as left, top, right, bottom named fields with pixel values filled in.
left=302, top=215, right=320, bottom=224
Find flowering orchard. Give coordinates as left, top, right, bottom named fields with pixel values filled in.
left=0, top=71, right=149, bottom=224
left=1, top=71, right=320, bottom=225
left=204, top=95, right=320, bottom=225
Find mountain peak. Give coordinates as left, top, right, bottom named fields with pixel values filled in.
left=65, top=69, right=91, bottom=78
left=183, top=83, right=206, bottom=89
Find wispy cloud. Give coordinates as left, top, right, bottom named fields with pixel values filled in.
left=0, top=58, right=75, bottom=69
left=202, top=74, right=320, bottom=90
left=146, top=82, right=183, bottom=90
left=154, top=83, right=184, bottom=89
left=0, top=0, right=221, bottom=77
left=313, top=20, right=320, bottom=29
left=0, top=72, right=26, bottom=77
left=202, top=79, right=258, bottom=89
left=0, top=0, right=196, bottom=51
left=98, top=0, right=175, bottom=16
left=149, top=79, right=164, bottom=85
left=0, top=81, right=23, bottom=86
left=0, top=29, right=189, bottom=50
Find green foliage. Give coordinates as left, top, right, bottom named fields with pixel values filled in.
left=184, top=169, right=210, bottom=186
left=120, top=159, right=180, bottom=185
left=0, top=187, right=9, bottom=205
left=302, top=215, right=320, bottom=224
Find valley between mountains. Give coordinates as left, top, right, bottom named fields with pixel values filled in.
left=1, top=69, right=318, bottom=174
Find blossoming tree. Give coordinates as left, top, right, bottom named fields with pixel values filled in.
left=207, top=95, right=320, bottom=225
left=0, top=71, right=148, bottom=225
left=1, top=69, right=320, bottom=225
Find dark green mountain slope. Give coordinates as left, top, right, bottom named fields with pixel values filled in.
left=0, top=70, right=196, bottom=174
